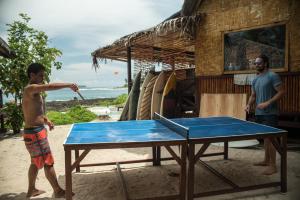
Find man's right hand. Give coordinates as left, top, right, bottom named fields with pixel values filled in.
left=69, top=84, right=79, bottom=92
left=245, top=105, right=250, bottom=114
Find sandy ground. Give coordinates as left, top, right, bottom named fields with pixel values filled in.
left=1, top=121, right=300, bottom=200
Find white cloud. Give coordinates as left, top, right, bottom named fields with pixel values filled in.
left=50, top=62, right=127, bottom=87
left=0, top=0, right=182, bottom=88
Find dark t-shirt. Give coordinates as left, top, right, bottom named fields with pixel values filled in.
left=252, top=70, right=282, bottom=115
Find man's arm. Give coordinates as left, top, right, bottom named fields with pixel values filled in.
left=257, top=84, right=285, bottom=110
left=245, top=88, right=256, bottom=114
left=26, top=83, right=78, bottom=94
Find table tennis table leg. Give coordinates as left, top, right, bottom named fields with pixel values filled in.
left=75, top=150, right=80, bottom=172
left=152, top=146, right=157, bottom=166
left=180, top=143, right=187, bottom=200
left=281, top=134, right=287, bottom=193
left=224, top=141, right=228, bottom=160
left=65, top=149, right=73, bottom=200
left=187, top=143, right=195, bottom=200
left=156, top=146, right=161, bottom=166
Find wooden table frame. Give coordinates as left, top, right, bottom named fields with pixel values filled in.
left=186, top=132, right=287, bottom=200
left=64, top=141, right=187, bottom=200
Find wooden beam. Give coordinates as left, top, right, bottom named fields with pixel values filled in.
left=127, top=47, right=132, bottom=94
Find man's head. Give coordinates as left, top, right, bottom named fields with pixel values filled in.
left=254, top=54, right=269, bottom=72
left=27, top=63, right=45, bottom=83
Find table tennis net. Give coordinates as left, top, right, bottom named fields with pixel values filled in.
left=153, top=112, right=189, bottom=139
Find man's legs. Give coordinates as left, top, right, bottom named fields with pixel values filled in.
left=27, top=164, right=45, bottom=197
left=263, top=138, right=277, bottom=175
left=254, top=138, right=270, bottom=166
left=44, top=165, right=65, bottom=198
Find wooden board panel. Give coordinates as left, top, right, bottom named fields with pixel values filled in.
left=199, top=93, right=247, bottom=119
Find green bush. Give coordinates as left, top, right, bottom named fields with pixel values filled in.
left=3, top=102, right=23, bottom=134
left=47, top=111, right=74, bottom=125
left=98, top=99, right=114, bottom=107
left=66, top=106, right=97, bottom=123
left=113, top=94, right=128, bottom=105
left=47, top=106, right=97, bottom=125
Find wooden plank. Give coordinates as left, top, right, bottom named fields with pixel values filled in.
left=199, top=93, right=247, bottom=119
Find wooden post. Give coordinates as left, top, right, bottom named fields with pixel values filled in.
left=187, top=142, right=195, bottom=200
left=127, top=47, right=132, bottom=94
left=65, top=149, right=73, bottom=200
left=75, top=150, right=80, bottom=172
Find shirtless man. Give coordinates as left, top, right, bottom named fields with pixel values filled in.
left=22, top=63, right=78, bottom=198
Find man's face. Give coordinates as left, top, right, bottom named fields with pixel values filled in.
left=254, top=58, right=265, bottom=72
left=31, top=70, right=45, bottom=83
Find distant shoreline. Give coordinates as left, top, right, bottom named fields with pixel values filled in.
left=46, top=97, right=115, bottom=111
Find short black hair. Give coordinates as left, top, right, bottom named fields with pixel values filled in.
left=27, top=63, right=45, bottom=78
left=257, top=54, right=269, bottom=68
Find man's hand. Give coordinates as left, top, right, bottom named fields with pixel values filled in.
left=244, top=105, right=250, bottom=114
left=257, top=101, right=270, bottom=110
left=69, top=84, right=79, bottom=92
left=46, top=120, right=54, bottom=131
left=44, top=118, right=54, bottom=131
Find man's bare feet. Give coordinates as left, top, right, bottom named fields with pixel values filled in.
left=253, top=161, right=269, bottom=166
left=26, top=188, right=46, bottom=198
left=54, top=189, right=74, bottom=198
left=263, top=166, right=277, bottom=175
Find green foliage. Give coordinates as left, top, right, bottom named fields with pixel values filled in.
left=47, top=106, right=97, bottom=125
left=2, top=102, right=23, bottom=133
left=46, top=111, right=74, bottom=125
left=98, top=99, right=114, bottom=107
left=113, top=94, right=128, bottom=105
left=0, top=13, right=62, bottom=103
left=67, top=106, right=97, bottom=123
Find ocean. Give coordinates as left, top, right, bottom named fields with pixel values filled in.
left=2, top=87, right=128, bottom=103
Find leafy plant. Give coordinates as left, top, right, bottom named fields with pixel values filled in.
left=47, top=111, right=74, bottom=125
left=113, top=94, right=128, bottom=105
left=67, top=106, right=97, bottom=123
left=47, top=106, right=97, bottom=125
left=3, top=102, right=23, bottom=133
left=0, top=13, right=62, bottom=104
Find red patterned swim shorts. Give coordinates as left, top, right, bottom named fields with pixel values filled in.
left=23, top=126, right=54, bottom=169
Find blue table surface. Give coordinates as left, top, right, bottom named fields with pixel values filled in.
left=65, top=120, right=186, bottom=144
left=64, top=117, right=285, bottom=145
left=171, top=117, right=284, bottom=139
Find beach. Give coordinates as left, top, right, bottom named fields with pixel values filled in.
left=0, top=117, right=300, bottom=200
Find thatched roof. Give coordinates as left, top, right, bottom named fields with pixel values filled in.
left=92, top=11, right=202, bottom=70
left=0, top=37, right=16, bottom=59
left=181, top=0, right=203, bottom=16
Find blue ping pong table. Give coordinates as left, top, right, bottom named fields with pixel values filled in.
left=64, top=115, right=287, bottom=200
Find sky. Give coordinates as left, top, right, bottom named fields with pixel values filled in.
left=0, top=0, right=183, bottom=88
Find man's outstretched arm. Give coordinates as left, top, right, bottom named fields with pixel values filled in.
left=26, top=83, right=79, bottom=94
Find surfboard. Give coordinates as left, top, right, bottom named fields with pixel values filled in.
left=119, top=90, right=131, bottom=121
left=128, top=71, right=141, bottom=120
left=138, top=75, right=158, bottom=120
left=160, top=71, right=176, bottom=118
left=151, top=71, right=167, bottom=119
left=136, top=71, right=156, bottom=120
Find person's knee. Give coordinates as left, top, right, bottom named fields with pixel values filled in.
left=44, top=164, right=54, bottom=169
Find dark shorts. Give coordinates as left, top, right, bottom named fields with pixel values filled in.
left=255, top=115, right=278, bottom=127
left=23, top=126, right=54, bottom=169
